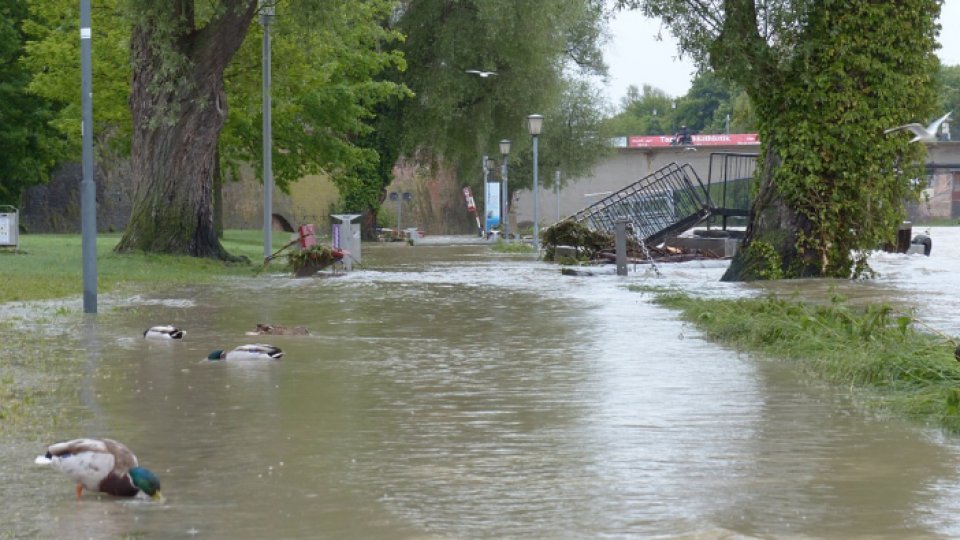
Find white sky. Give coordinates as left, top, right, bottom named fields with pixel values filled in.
left=603, top=1, right=960, bottom=105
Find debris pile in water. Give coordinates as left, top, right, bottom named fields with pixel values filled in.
left=542, top=220, right=726, bottom=264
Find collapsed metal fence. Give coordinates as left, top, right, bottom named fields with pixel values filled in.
left=571, top=162, right=714, bottom=246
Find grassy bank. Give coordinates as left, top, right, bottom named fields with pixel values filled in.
left=642, top=288, right=960, bottom=433
left=0, top=230, right=286, bottom=304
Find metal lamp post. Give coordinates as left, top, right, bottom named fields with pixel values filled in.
left=555, top=169, right=561, bottom=220
left=499, top=139, right=511, bottom=240
left=260, top=1, right=275, bottom=259
left=80, top=0, right=97, bottom=313
left=527, top=114, right=543, bottom=251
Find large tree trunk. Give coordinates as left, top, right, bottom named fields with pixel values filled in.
left=720, top=144, right=814, bottom=281
left=115, top=1, right=257, bottom=258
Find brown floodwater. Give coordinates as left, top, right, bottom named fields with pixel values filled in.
left=3, top=229, right=960, bottom=538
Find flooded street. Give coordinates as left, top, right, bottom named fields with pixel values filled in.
left=4, top=228, right=960, bottom=538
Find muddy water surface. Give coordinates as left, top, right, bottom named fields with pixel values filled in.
left=4, top=230, right=960, bottom=538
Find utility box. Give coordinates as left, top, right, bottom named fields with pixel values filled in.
left=0, top=206, right=19, bottom=251
left=332, top=214, right=361, bottom=271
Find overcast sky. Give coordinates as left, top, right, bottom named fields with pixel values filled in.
left=603, top=1, right=960, bottom=105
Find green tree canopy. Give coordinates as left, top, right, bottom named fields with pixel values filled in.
left=0, top=0, right=66, bottom=206
left=23, top=0, right=410, bottom=257
left=619, top=0, right=941, bottom=280
left=373, top=0, right=610, bottom=208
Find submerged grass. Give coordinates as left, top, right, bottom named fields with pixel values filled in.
left=490, top=239, right=535, bottom=254
left=0, top=230, right=285, bottom=433
left=0, top=230, right=284, bottom=303
left=641, top=287, right=960, bottom=433
left=0, top=320, right=84, bottom=440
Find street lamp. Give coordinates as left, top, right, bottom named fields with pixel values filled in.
left=499, top=139, right=511, bottom=240
left=260, top=1, right=275, bottom=259
left=80, top=0, right=97, bottom=313
left=527, top=114, right=543, bottom=251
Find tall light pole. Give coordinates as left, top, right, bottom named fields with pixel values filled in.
left=80, top=0, right=97, bottom=313
left=260, top=1, right=275, bottom=259
left=481, top=155, right=490, bottom=236
left=527, top=114, right=543, bottom=251
left=555, top=169, right=561, bottom=221
left=499, top=139, right=511, bottom=240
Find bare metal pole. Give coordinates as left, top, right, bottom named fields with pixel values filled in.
left=80, top=0, right=97, bottom=313
left=555, top=169, right=561, bottom=220
left=261, top=2, right=274, bottom=259
left=531, top=136, right=540, bottom=250
left=499, top=139, right=510, bottom=240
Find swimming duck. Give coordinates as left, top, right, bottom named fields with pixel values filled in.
left=143, top=325, right=185, bottom=340
left=207, top=343, right=284, bottom=361
left=245, top=323, right=309, bottom=336
left=34, top=438, right=163, bottom=500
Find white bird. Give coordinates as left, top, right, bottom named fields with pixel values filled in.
left=143, top=325, right=185, bottom=340
left=465, top=69, right=497, bottom=78
left=884, top=111, right=952, bottom=143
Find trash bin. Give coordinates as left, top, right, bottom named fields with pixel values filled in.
left=0, top=206, right=19, bottom=251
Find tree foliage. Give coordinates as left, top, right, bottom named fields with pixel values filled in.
left=0, top=0, right=67, bottom=206
left=603, top=72, right=755, bottom=137
left=372, top=0, right=611, bottom=218
left=22, top=0, right=410, bottom=257
left=937, top=64, right=960, bottom=139
left=619, top=0, right=941, bottom=280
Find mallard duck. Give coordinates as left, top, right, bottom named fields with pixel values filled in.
left=143, top=325, right=185, bottom=340
left=34, top=438, right=163, bottom=500
left=245, top=323, right=309, bottom=336
left=207, top=344, right=284, bottom=361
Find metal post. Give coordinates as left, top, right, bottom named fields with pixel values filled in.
left=396, top=195, right=402, bottom=234
left=80, top=0, right=97, bottom=314
left=532, top=136, right=539, bottom=251
left=261, top=3, right=274, bottom=259
left=501, top=155, right=509, bottom=240
left=555, top=170, right=561, bottom=221
left=482, top=155, right=489, bottom=236
left=615, top=219, right=628, bottom=276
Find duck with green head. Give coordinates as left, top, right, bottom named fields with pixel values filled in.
left=35, top=438, right=163, bottom=501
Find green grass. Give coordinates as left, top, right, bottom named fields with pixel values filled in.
left=911, top=218, right=960, bottom=227
left=641, top=287, right=960, bottom=433
left=490, top=239, right=536, bottom=254
left=0, top=230, right=287, bottom=303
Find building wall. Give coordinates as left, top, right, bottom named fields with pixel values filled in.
left=512, top=141, right=960, bottom=228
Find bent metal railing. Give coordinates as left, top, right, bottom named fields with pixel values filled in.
left=571, top=162, right=713, bottom=246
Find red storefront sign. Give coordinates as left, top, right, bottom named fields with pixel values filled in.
left=627, top=133, right=760, bottom=148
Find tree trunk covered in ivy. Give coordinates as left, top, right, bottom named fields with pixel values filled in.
left=715, top=1, right=939, bottom=280
left=626, top=0, right=940, bottom=280
left=115, top=1, right=256, bottom=258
